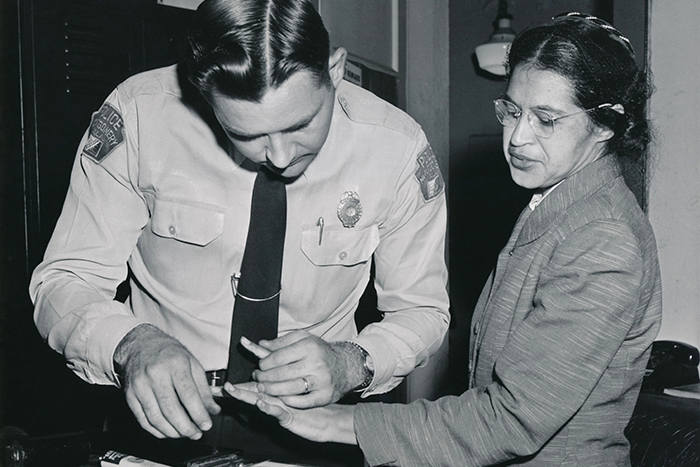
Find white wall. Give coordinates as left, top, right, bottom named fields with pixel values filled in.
left=647, top=0, right=700, bottom=349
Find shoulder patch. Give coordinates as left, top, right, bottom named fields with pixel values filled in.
left=414, top=144, right=444, bottom=201
left=82, top=102, right=124, bottom=163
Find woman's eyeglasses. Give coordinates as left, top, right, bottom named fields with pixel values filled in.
left=493, top=99, right=613, bottom=139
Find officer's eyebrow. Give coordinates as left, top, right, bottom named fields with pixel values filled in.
left=225, top=117, right=313, bottom=141
left=223, top=96, right=324, bottom=142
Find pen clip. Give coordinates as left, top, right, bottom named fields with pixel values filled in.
left=317, top=217, right=324, bottom=245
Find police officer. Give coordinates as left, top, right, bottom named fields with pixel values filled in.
left=30, top=0, right=448, bottom=462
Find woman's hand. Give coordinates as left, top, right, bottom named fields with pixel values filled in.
left=224, top=381, right=358, bottom=445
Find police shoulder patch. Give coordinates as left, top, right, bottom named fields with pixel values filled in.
left=414, top=144, right=444, bottom=201
left=82, top=102, right=125, bottom=163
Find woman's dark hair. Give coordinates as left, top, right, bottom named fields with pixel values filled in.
left=185, top=0, right=331, bottom=101
left=505, top=12, right=654, bottom=163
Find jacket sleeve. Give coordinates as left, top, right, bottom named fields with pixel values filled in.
left=354, top=138, right=450, bottom=396
left=354, top=219, right=646, bottom=466
left=29, top=88, right=150, bottom=386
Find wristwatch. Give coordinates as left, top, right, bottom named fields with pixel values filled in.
left=346, top=341, right=375, bottom=391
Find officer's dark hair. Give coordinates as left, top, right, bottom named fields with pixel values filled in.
left=505, top=12, right=654, bottom=164
left=185, top=0, right=331, bottom=102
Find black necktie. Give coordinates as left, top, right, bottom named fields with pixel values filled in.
left=226, top=168, right=287, bottom=384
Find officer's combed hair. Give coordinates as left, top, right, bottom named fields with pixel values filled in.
left=185, top=0, right=331, bottom=101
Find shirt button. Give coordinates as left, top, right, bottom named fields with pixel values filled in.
left=168, top=225, right=176, bottom=235
left=338, top=251, right=348, bottom=260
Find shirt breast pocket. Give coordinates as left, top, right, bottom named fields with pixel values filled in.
left=151, top=198, right=225, bottom=246
left=301, top=224, right=379, bottom=266
left=142, top=197, right=225, bottom=300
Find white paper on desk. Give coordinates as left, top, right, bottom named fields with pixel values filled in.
left=249, top=462, right=313, bottom=467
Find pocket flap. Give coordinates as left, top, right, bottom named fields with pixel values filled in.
left=301, top=224, right=379, bottom=266
left=151, top=198, right=225, bottom=246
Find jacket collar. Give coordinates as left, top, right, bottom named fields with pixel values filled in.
left=516, top=155, right=622, bottom=247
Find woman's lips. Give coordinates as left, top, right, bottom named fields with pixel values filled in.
left=508, top=151, right=537, bottom=170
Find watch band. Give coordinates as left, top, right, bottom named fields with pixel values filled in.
left=345, top=340, right=374, bottom=391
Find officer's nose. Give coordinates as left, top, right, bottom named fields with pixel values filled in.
left=265, top=134, right=296, bottom=170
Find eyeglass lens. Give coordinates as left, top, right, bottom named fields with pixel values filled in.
left=494, top=99, right=556, bottom=139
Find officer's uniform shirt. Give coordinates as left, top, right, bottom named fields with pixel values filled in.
left=30, top=65, right=449, bottom=396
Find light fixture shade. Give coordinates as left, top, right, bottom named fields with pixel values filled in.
left=475, top=1, right=516, bottom=77
left=475, top=42, right=510, bottom=76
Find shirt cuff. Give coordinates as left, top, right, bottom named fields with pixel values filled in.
left=83, top=302, right=150, bottom=386
left=352, top=333, right=400, bottom=396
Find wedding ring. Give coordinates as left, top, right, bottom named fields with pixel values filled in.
left=301, top=377, right=310, bottom=395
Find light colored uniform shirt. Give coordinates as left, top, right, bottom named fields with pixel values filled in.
left=29, top=65, right=450, bottom=396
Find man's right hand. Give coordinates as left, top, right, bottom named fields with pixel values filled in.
left=113, top=324, right=221, bottom=439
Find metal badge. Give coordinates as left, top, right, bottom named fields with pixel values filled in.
left=337, top=191, right=362, bottom=228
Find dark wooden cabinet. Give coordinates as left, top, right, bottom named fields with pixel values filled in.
left=0, top=0, right=194, bottom=435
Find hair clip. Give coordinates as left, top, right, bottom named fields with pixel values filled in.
left=554, top=12, right=635, bottom=56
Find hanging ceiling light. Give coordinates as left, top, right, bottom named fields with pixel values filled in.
left=475, top=0, right=516, bottom=76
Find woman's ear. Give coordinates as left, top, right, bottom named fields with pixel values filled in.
left=328, top=48, right=348, bottom=88
left=594, top=125, right=615, bottom=143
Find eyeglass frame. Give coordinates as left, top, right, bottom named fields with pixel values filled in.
left=493, top=98, right=614, bottom=139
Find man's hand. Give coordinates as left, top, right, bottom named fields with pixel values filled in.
left=240, top=331, right=369, bottom=408
left=114, top=324, right=221, bottom=439
left=224, top=382, right=357, bottom=445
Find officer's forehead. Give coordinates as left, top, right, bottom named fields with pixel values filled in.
left=208, top=72, right=332, bottom=136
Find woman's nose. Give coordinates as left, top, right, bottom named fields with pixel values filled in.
left=509, top=113, right=536, bottom=145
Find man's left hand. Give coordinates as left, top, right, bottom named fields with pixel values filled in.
left=240, top=331, right=366, bottom=408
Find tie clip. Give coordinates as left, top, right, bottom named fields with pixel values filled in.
left=230, top=274, right=282, bottom=302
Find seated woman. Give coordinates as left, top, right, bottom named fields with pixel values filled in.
left=227, top=12, right=662, bottom=466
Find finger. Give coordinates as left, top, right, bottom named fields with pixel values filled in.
left=174, top=371, right=216, bottom=434
left=254, top=358, right=307, bottom=383
left=153, top=377, right=204, bottom=439
left=191, top=363, right=221, bottom=417
left=257, top=376, right=311, bottom=397
left=224, top=382, right=261, bottom=406
left=231, top=381, right=261, bottom=392
left=240, top=336, right=271, bottom=359
left=258, top=330, right=311, bottom=352
left=125, top=391, right=167, bottom=439
left=126, top=386, right=179, bottom=438
left=256, top=339, right=315, bottom=373
left=255, top=396, right=294, bottom=427
left=257, top=334, right=328, bottom=373
left=278, top=392, right=331, bottom=409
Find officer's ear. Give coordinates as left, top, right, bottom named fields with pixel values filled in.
left=328, top=47, right=347, bottom=89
